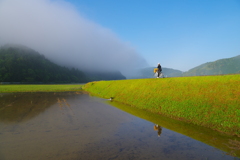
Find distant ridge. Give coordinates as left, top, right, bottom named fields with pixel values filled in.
left=126, top=67, right=183, bottom=79
left=127, top=55, right=240, bottom=79
left=183, top=55, right=240, bottom=76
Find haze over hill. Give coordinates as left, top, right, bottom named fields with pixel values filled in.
left=0, top=0, right=148, bottom=75
left=0, top=45, right=88, bottom=83
left=0, top=45, right=126, bottom=83
left=1, top=0, right=240, bottom=78
left=126, top=67, right=182, bottom=79
left=129, top=55, right=240, bottom=79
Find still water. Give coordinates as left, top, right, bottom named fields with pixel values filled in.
left=0, top=92, right=239, bottom=160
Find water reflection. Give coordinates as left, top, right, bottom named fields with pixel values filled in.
left=153, top=124, right=162, bottom=137
left=0, top=92, right=239, bottom=160
left=0, top=92, right=81, bottom=123
left=109, top=101, right=240, bottom=158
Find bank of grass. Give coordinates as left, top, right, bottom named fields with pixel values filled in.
left=109, top=101, right=240, bottom=157
left=83, top=74, right=240, bottom=137
left=0, top=84, right=83, bottom=92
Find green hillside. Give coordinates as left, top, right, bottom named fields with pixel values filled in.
left=83, top=74, right=240, bottom=136
left=183, top=55, right=240, bottom=76
left=0, top=44, right=126, bottom=83
left=131, top=55, right=240, bottom=79
left=0, top=45, right=88, bottom=83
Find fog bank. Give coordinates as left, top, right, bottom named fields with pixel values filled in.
left=0, top=0, right=148, bottom=73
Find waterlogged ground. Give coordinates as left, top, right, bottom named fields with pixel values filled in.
left=0, top=92, right=239, bottom=160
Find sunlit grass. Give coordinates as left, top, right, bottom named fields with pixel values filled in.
left=0, top=84, right=83, bottom=92
left=83, top=74, right=240, bottom=136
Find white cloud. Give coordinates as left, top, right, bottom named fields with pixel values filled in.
left=0, top=0, right=148, bottom=72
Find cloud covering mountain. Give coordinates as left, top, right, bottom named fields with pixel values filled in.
left=0, top=0, right=148, bottom=73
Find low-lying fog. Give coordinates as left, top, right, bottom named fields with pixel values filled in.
left=0, top=0, right=148, bottom=75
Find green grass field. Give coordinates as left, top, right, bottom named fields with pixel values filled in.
left=83, top=74, right=240, bottom=137
left=0, top=84, right=83, bottom=92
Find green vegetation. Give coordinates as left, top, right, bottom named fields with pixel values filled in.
left=83, top=74, right=240, bottom=136
left=183, top=55, right=240, bottom=76
left=0, top=84, right=83, bottom=92
left=109, top=101, right=240, bottom=157
left=0, top=44, right=126, bottom=83
left=0, top=45, right=88, bottom=83
left=132, top=55, right=240, bottom=78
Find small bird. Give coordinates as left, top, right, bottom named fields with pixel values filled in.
left=109, top=97, right=114, bottom=101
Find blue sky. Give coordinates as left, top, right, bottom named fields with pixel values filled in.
left=65, top=0, right=240, bottom=71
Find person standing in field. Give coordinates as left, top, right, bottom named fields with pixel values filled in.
left=157, top=63, right=162, bottom=78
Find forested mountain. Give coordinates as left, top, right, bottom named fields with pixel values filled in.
left=0, top=45, right=88, bottom=83
left=0, top=44, right=126, bottom=83
left=183, top=55, right=240, bottom=76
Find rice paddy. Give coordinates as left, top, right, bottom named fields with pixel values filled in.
left=0, top=84, right=83, bottom=92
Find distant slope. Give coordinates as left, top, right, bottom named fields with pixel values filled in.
left=126, top=67, right=183, bottom=79
left=127, top=55, right=240, bottom=79
left=0, top=45, right=88, bottom=83
left=85, top=70, right=126, bottom=81
left=183, top=55, right=240, bottom=76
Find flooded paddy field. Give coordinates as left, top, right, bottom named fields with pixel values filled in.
left=0, top=92, right=239, bottom=160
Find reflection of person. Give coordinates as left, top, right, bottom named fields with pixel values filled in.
left=153, top=124, right=162, bottom=137
left=157, top=63, right=162, bottom=78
